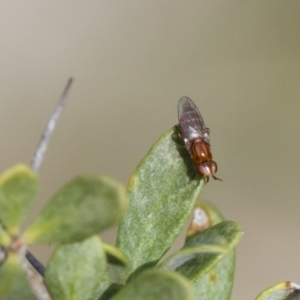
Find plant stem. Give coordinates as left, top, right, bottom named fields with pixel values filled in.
left=27, top=78, right=74, bottom=276
left=30, top=78, right=73, bottom=172
left=26, top=251, right=45, bottom=277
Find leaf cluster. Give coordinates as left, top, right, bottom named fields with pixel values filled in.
left=0, top=127, right=295, bottom=299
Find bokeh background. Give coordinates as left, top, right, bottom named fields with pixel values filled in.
left=0, top=1, right=300, bottom=299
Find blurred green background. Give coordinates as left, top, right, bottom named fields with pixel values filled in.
left=0, top=1, right=299, bottom=299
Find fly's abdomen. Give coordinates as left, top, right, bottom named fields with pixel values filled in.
left=190, top=138, right=212, bottom=165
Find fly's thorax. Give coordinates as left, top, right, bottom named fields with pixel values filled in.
left=202, top=127, right=210, bottom=143
left=190, top=138, right=212, bottom=164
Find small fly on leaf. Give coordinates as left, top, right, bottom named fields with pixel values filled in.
left=178, top=96, right=221, bottom=182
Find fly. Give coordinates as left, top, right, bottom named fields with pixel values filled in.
left=177, top=96, right=221, bottom=182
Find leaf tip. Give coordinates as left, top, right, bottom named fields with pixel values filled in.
left=0, top=164, right=37, bottom=186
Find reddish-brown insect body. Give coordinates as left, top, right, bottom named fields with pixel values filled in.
left=178, top=96, right=220, bottom=182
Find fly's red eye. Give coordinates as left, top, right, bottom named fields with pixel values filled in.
left=198, top=161, right=218, bottom=177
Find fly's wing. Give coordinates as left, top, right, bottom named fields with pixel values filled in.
left=178, top=96, right=210, bottom=143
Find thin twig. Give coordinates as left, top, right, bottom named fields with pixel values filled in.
left=26, top=251, right=45, bottom=277
left=27, top=78, right=73, bottom=278
left=22, top=258, right=51, bottom=300
left=30, top=78, right=73, bottom=172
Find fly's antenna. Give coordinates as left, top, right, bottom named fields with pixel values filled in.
left=212, top=175, right=223, bottom=181
left=30, top=78, right=73, bottom=172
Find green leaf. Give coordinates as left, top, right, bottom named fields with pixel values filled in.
left=0, top=252, right=34, bottom=300
left=193, top=251, right=235, bottom=300
left=45, top=236, right=106, bottom=300
left=0, top=227, right=11, bottom=247
left=91, top=245, right=129, bottom=300
left=91, top=282, right=122, bottom=300
left=117, top=127, right=205, bottom=274
left=104, top=244, right=129, bottom=284
left=167, top=221, right=242, bottom=282
left=187, top=202, right=238, bottom=300
left=103, top=243, right=129, bottom=267
left=23, top=175, right=126, bottom=244
left=256, top=282, right=300, bottom=300
left=0, top=165, right=38, bottom=235
left=110, top=269, right=194, bottom=300
left=160, top=244, right=228, bottom=271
